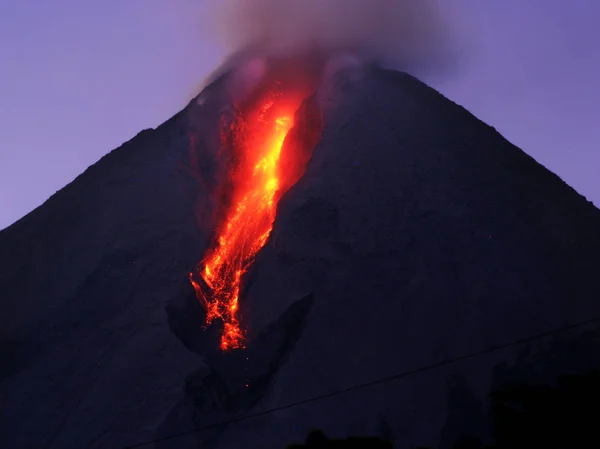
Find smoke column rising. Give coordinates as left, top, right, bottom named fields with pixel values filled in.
left=201, top=0, right=456, bottom=78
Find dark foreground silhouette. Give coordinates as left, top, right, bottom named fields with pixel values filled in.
left=290, top=370, right=600, bottom=449
left=288, top=430, right=392, bottom=449
left=486, top=370, right=600, bottom=449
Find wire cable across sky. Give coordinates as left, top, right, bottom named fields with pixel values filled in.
left=122, top=314, right=600, bottom=448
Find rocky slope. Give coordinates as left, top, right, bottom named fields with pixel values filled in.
left=1, top=66, right=599, bottom=449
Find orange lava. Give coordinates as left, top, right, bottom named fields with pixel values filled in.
left=190, top=91, right=301, bottom=350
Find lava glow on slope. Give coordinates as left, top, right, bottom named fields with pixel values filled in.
left=190, top=86, right=310, bottom=351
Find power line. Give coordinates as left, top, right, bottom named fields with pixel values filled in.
left=123, top=314, right=600, bottom=448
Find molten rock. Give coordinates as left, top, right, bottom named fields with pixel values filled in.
left=1, top=61, right=600, bottom=449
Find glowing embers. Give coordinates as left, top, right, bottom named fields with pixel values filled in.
left=190, top=92, right=298, bottom=351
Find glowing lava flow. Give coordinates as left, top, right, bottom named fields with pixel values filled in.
left=190, top=94, right=297, bottom=351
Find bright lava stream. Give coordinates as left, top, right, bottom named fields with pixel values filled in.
left=190, top=91, right=301, bottom=350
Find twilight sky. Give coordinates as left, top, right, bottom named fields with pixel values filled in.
left=1, top=0, right=598, bottom=230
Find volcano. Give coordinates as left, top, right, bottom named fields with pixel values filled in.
left=1, top=61, right=600, bottom=449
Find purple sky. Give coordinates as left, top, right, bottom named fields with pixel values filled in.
left=1, top=0, right=598, bottom=230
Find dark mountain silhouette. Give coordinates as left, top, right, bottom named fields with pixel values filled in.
left=1, top=65, right=599, bottom=449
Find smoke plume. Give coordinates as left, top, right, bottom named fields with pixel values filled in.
left=203, top=0, right=454, bottom=71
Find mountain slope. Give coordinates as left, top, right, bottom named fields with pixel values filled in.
left=1, top=66, right=599, bottom=449
left=191, top=68, right=600, bottom=449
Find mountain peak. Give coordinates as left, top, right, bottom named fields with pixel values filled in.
left=1, top=67, right=599, bottom=449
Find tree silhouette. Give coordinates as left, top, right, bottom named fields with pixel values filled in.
left=287, top=370, right=600, bottom=448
